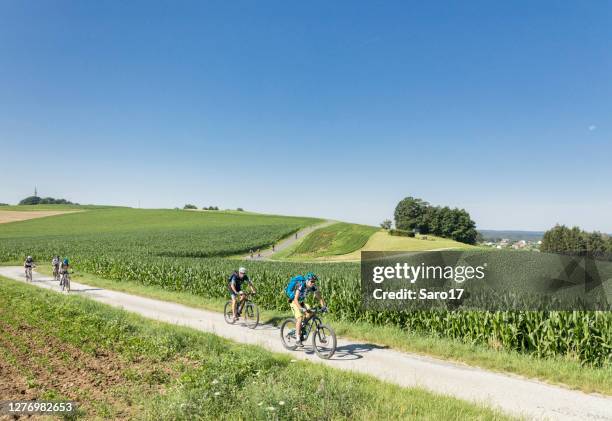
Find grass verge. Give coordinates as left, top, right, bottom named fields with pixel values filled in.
left=0, top=276, right=513, bottom=420
left=33, top=265, right=612, bottom=396
left=286, top=222, right=378, bottom=258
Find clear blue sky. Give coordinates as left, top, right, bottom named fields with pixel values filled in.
left=1, top=1, right=611, bottom=231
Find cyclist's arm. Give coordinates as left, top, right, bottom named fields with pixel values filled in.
left=230, top=278, right=238, bottom=294
left=248, top=279, right=256, bottom=293
left=314, top=290, right=326, bottom=307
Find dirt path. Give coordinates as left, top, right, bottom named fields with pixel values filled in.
left=1, top=266, right=611, bottom=421
left=245, top=220, right=336, bottom=260
left=0, top=210, right=80, bottom=224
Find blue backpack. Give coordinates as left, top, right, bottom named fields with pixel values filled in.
left=285, top=275, right=305, bottom=300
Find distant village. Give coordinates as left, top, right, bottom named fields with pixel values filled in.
left=481, top=238, right=542, bottom=251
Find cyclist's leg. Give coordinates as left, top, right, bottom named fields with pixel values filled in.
left=290, top=302, right=305, bottom=342
left=231, top=293, right=238, bottom=319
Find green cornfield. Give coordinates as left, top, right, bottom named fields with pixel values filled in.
left=0, top=208, right=610, bottom=366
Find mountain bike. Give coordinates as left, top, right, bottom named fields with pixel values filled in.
left=60, top=271, right=71, bottom=292
left=224, top=292, right=259, bottom=329
left=25, top=266, right=34, bottom=282
left=280, top=307, right=336, bottom=359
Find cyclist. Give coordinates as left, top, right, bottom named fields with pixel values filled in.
left=59, top=258, right=70, bottom=288
left=24, top=256, right=36, bottom=280
left=286, top=272, right=326, bottom=347
left=51, top=255, right=61, bottom=279
left=228, top=267, right=256, bottom=321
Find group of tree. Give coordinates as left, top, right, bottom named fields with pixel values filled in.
left=392, top=197, right=478, bottom=244
left=183, top=204, right=198, bottom=210
left=203, top=206, right=219, bottom=210
left=18, top=196, right=76, bottom=205
left=540, top=225, right=612, bottom=259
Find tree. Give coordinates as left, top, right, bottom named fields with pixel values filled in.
left=19, top=196, right=41, bottom=205
left=394, top=197, right=429, bottom=232
left=380, top=219, right=392, bottom=230
left=392, top=197, right=478, bottom=244
left=183, top=204, right=197, bottom=210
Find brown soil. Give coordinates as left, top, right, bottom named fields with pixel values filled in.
left=0, top=211, right=80, bottom=225
left=0, top=318, right=141, bottom=419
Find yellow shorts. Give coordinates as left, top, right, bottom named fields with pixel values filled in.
left=290, top=302, right=310, bottom=319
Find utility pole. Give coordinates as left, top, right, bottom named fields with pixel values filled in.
left=34, top=186, right=38, bottom=197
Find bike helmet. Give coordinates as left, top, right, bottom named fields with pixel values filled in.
left=238, top=267, right=247, bottom=274
left=63, top=259, right=69, bottom=265
left=305, top=272, right=318, bottom=281
left=27, top=256, right=32, bottom=260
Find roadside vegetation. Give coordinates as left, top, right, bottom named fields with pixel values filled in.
left=1, top=207, right=610, bottom=394
left=31, top=265, right=612, bottom=395
left=0, top=276, right=513, bottom=420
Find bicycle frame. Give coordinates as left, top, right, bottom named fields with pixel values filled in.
left=299, top=314, right=323, bottom=341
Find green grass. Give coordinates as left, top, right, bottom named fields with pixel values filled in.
left=0, top=207, right=321, bottom=259
left=288, top=222, right=378, bottom=258
left=34, top=265, right=612, bottom=396
left=0, top=276, right=514, bottom=420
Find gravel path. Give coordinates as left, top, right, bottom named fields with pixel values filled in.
left=1, top=266, right=611, bottom=421
left=245, top=220, right=336, bottom=260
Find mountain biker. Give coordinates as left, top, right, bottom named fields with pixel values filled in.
left=59, top=258, right=70, bottom=287
left=286, top=272, right=326, bottom=347
left=24, top=256, right=36, bottom=278
left=52, top=255, right=60, bottom=278
left=228, top=267, right=256, bottom=321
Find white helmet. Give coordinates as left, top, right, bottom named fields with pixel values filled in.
left=238, top=267, right=246, bottom=274
left=27, top=256, right=32, bottom=260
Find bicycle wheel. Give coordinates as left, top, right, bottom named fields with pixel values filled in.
left=243, top=302, right=259, bottom=329
left=60, top=275, right=65, bottom=291
left=312, top=324, right=336, bottom=359
left=65, top=276, right=70, bottom=292
left=224, top=301, right=236, bottom=324
left=280, top=318, right=298, bottom=350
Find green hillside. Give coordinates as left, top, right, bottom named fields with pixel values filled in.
left=288, top=222, right=378, bottom=258
left=0, top=207, right=320, bottom=261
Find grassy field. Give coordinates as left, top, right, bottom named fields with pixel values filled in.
left=282, top=222, right=379, bottom=259
left=0, top=276, right=513, bottom=420
left=0, top=207, right=320, bottom=259
left=33, top=265, right=612, bottom=395
left=318, top=231, right=477, bottom=261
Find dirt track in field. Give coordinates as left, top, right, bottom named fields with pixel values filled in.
left=0, top=211, right=80, bottom=224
